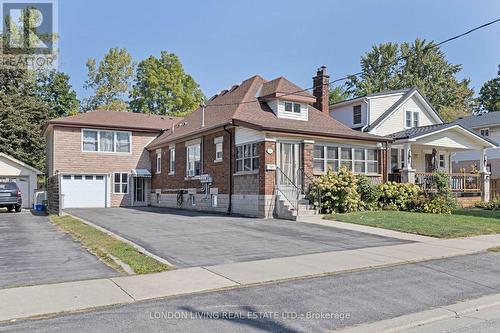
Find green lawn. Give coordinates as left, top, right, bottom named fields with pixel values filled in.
left=50, top=215, right=170, bottom=274
left=325, top=209, right=500, bottom=238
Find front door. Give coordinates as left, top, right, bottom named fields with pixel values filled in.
left=133, top=177, right=145, bottom=203
left=277, top=142, right=302, bottom=188
left=425, top=154, right=435, bottom=172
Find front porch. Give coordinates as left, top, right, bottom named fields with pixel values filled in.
left=387, top=124, right=497, bottom=200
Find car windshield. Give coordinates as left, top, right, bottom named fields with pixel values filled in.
left=0, top=182, right=18, bottom=190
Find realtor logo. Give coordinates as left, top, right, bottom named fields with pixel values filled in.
left=1, top=1, right=55, bottom=55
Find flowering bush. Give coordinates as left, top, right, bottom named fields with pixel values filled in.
left=408, top=194, right=457, bottom=214
left=310, top=166, right=360, bottom=214
left=377, top=182, right=421, bottom=210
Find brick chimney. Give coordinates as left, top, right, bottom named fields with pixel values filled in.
left=313, top=66, right=330, bottom=113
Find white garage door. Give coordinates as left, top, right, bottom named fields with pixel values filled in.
left=61, top=174, right=107, bottom=208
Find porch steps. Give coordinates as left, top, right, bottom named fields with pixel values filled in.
left=275, top=193, right=322, bottom=221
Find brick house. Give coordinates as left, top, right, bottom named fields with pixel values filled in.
left=146, top=68, right=389, bottom=218
left=44, top=111, right=178, bottom=212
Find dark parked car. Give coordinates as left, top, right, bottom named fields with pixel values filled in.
left=0, top=182, right=22, bottom=212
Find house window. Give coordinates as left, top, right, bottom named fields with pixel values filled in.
left=413, top=112, right=419, bottom=127
left=211, top=194, right=218, bottom=207
left=390, top=148, right=399, bottom=172
left=82, top=130, right=98, bottom=151
left=480, top=128, right=490, bottom=137
left=116, top=132, right=131, bottom=152
left=293, top=103, right=301, bottom=113
left=354, top=148, right=365, bottom=173
left=313, top=146, right=378, bottom=174
left=353, top=105, right=362, bottom=125
left=156, top=151, right=162, bottom=173
left=236, top=143, right=260, bottom=172
left=439, top=154, right=445, bottom=168
left=82, top=129, right=131, bottom=153
left=190, top=194, right=196, bottom=206
left=405, top=111, right=412, bottom=128
left=214, top=137, right=223, bottom=162
left=114, top=173, right=128, bottom=194
left=284, top=101, right=301, bottom=113
left=186, top=144, right=201, bottom=177
left=169, top=148, right=175, bottom=174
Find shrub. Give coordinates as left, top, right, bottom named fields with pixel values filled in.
left=433, top=171, right=450, bottom=195
left=310, top=166, right=360, bottom=214
left=408, top=194, right=457, bottom=214
left=357, top=174, right=380, bottom=210
left=377, top=182, right=421, bottom=211
left=476, top=197, right=500, bottom=210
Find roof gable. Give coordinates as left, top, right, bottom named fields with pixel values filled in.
left=366, top=88, right=443, bottom=131
left=0, top=153, right=42, bottom=174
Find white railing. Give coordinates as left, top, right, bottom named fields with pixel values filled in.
left=415, top=172, right=481, bottom=193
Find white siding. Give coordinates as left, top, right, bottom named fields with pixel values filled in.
left=330, top=101, right=368, bottom=128
left=271, top=99, right=308, bottom=121
left=368, top=93, right=405, bottom=123
left=453, top=126, right=500, bottom=161
left=235, top=127, right=265, bottom=145
left=371, top=95, right=440, bottom=136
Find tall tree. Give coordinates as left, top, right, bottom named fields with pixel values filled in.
left=478, top=64, right=500, bottom=112
left=0, top=67, right=49, bottom=171
left=37, top=71, right=80, bottom=118
left=347, top=39, right=475, bottom=121
left=130, top=51, right=205, bottom=116
left=83, top=47, right=135, bottom=111
left=329, top=85, right=350, bottom=104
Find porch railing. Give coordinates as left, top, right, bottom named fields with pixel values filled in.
left=415, top=172, right=481, bottom=193
left=275, top=166, right=302, bottom=213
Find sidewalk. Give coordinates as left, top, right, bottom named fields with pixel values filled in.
left=336, top=292, right=500, bottom=332
left=2, top=228, right=500, bottom=322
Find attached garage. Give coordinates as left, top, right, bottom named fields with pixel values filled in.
left=0, top=153, right=42, bottom=209
left=60, top=174, right=109, bottom=208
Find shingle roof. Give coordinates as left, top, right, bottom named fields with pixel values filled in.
left=329, top=88, right=410, bottom=106
left=453, top=112, right=500, bottom=129
left=389, top=123, right=498, bottom=147
left=45, top=110, right=180, bottom=132
left=147, top=75, right=388, bottom=149
left=258, top=77, right=316, bottom=103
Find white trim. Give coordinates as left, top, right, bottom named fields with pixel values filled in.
left=81, top=128, right=132, bottom=154
left=156, top=150, right=162, bottom=174
left=185, top=137, right=201, bottom=147
left=113, top=172, right=129, bottom=194
left=409, top=125, right=496, bottom=148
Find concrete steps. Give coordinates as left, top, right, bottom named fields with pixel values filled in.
left=275, top=193, right=322, bottom=221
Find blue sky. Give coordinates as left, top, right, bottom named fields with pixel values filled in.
left=58, top=0, right=500, bottom=100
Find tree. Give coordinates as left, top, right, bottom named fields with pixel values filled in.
left=329, top=85, right=350, bottom=104
left=37, top=71, right=80, bottom=118
left=0, top=67, right=49, bottom=171
left=478, top=64, right=500, bottom=112
left=347, top=39, right=475, bottom=121
left=83, top=47, right=135, bottom=111
left=130, top=51, right=205, bottom=116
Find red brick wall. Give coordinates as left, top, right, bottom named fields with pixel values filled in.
left=259, top=141, right=276, bottom=195
left=151, top=129, right=231, bottom=194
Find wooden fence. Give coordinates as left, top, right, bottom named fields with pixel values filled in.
left=491, top=177, right=500, bottom=199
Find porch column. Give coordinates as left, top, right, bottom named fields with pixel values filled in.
left=400, top=143, right=415, bottom=184
left=480, top=148, right=491, bottom=202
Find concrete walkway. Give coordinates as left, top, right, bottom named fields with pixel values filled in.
left=2, top=231, right=500, bottom=322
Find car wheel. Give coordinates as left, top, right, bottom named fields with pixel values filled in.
left=7, top=205, right=14, bottom=212
left=15, top=205, right=21, bottom=213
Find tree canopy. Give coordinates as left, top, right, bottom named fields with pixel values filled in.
left=130, top=51, right=205, bottom=116
left=83, top=47, right=135, bottom=111
left=37, top=70, right=80, bottom=118
left=346, top=39, right=475, bottom=121
left=478, top=64, right=500, bottom=112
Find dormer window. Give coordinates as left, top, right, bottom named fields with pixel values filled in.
left=353, top=105, right=362, bottom=125
left=284, top=101, right=301, bottom=113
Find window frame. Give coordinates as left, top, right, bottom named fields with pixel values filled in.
left=235, top=143, right=260, bottom=173
left=439, top=153, right=445, bottom=168
left=405, top=111, right=412, bottom=128
left=283, top=101, right=301, bottom=114
left=156, top=150, right=162, bottom=174
left=413, top=112, right=419, bottom=127
left=480, top=128, right=490, bottom=137
left=186, top=144, right=201, bottom=177
left=353, top=105, right=362, bottom=125
left=81, top=129, right=132, bottom=154
left=113, top=172, right=128, bottom=194
left=169, top=148, right=175, bottom=174
left=313, top=145, right=379, bottom=175
left=214, top=137, right=223, bottom=162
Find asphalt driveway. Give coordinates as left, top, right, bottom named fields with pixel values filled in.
left=0, top=210, right=117, bottom=289
left=67, top=207, right=412, bottom=267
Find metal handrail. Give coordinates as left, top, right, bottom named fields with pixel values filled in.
left=297, top=168, right=321, bottom=212
left=275, top=166, right=302, bottom=213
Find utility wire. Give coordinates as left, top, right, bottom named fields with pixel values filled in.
left=205, top=18, right=500, bottom=108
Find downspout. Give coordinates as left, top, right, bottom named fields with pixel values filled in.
left=224, top=124, right=233, bottom=215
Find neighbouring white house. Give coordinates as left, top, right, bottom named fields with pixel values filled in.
left=330, top=88, right=498, bottom=201
left=0, top=152, right=42, bottom=208
left=452, top=112, right=500, bottom=177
